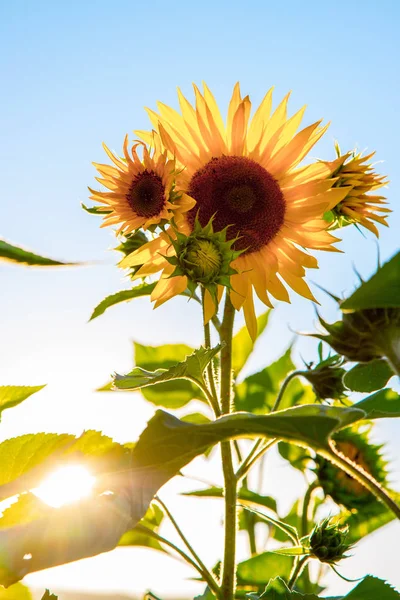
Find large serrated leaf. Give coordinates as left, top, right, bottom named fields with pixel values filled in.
left=0, top=405, right=364, bottom=585
left=0, top=240, right=76, bottom=267
left=232, top=311, right=270, bottom=376
left=344, top=359, right=395, bottom=392
left=344, top=575, right=400, bottom=599
left=341, top=252, right=400, bottom=311
left=0, top=386, right=46, bottom=415
left=352, top=388, right=400, bottom=419
left=89, top=283, right=156, bottom=321
left=238, top=554, right=293, bottom=586
left=339, top=492, right=400, bottom=543
left=114, top=345, right=221, bottom=391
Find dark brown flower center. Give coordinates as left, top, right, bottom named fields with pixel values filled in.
left=187, top=156, right=286, bottom=254
left=127, top=170, right=166, bottom=218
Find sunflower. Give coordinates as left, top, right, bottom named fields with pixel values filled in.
left=89, top=134, right=195, bottom=234
left=315, top=428, right=388, bottom=510
left=122, top=84, right=350, bottom=338
left=325, top=143, right=390, bottom=236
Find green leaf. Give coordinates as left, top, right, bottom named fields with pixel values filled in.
left=352, top=388, right=400, bottom=419
left=41, top=592, right=58, bottom=600
left=232, top=311, right=270, bottom=376
left=118, top=503, right=167, bottom=553
left=181, top=413, right=212, bottom=425
left=237, top=553, right=293, bottom=586
left=81, top=202, right=111, bottom=215
left=114, top=345, right=221, bottom=392
left=240, top=504, right=299, bottom=544
left=89, top=283, right=156, bottom=320
left=339, top=492, right=400, bottom=543
left=344, top=359, right=395, bottom=392
left=271, top=546, right=309, bottom=556
left=0, top=385, right=46, bottom=415
left=0, top=430, right=128, bottom=501
left=341, top=252, right=400, bottom=311
left=0, top=240, right=76, bottom=267
left=344, top=575, right=400, bottom=599
left=235, top=347, right=295, bottom=412
left=0, top=584, right=33, bottom=599
left=0, top=404, right=364, bottom=585
left=183, top=486, right=277, bottom=513
left=278, top=442, right=312, bottom=472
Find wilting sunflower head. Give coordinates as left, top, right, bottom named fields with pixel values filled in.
left=302, top=352, right=347, bottom=401
left=88, top=134, right=195, bottom=234
left=124, top=82, right=350, bottom=339
left=315, top=307, right=400, bottom=364
left=324, top=142, right=390, bottom=236
left=308, top=517, right=351, bottom=564
left=315, top=428, right=388, bottom=510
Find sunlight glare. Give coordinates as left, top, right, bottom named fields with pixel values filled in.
left=33, top=465, right=95, bottom=508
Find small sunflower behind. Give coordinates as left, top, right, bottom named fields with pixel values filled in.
left=324, top=143, right=390, bottom=236
left=88, top=134, right=195, bottom=235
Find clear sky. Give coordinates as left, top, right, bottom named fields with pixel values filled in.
left=1, top=0, right=399, bottom=597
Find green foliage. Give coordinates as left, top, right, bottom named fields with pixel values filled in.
left=278, top=442, right=312, bottom=472
left=235, top=347, right=294, bottom=412
left=183, top=486, right=277, bottom=512
left=89, top=283, right=156, bottom=320
left=341, top=252, right=400, bottom=311
left=119, top=503, right=166, bottom=553
left=0, top=584, right=33, bottom=599
left=0, top=239, right=75, bottom=267
left=114, top=345, right=221, bottom=394
left=339, top=491, right=400, bottom=543
left=232, top=311, right=270, bottom=376
left=237, top=553, right=293, bottom=586
left=353, top=388, right=400, bottom=419
left=344, top=359, right=395, bottom=392
left=0, top=385, right=46, bottom=416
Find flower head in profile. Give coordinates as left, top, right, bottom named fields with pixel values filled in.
left=122, top=83, right=349, bottom=339
left=315, top=428, right=388, bottom=510
left=324, top=143, right=390, bottom=236
left=89, top=134, right=194, bottom=234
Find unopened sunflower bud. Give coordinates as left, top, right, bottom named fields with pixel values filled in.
left=302, top=354, right=347, bottom=401
left=315, top=307, right=400, bottom=365
left=309, top=518, right=351, bottom=564
left=166, top=217, right=242, bottom=305
left=315, top=428, right=388, bottom=510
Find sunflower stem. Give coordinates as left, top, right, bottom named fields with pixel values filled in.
left=219, top=293, right=237, bottom=600
left=322, top=442, right=400, bottom=519
left=271, top=370, right=306, bottom=412
left=201, top=288, right=221, bottom=417
left=300, top=480, right=320, bottom=538
left=288, top=555, right=310, bottom=589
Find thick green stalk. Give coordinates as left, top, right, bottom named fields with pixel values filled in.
left=219, top=294, right=237, bottom=600
left=288, top=555, right=310, bottom=589
left=202, top=288, right=221, bottom=417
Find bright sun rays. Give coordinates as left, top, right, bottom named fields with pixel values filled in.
left=33, top=465, right=95, bottom=508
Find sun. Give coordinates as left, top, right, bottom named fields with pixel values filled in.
left=33, top=465, right=95, bottom=508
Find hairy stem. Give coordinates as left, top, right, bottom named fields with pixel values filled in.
left=288, top=555, right=310, bottom=589
left=322, top=442, right=400, bottom=519
left=300, top=480, right=320, bottom=538
left=201, top=289, right=221, bottom=417
left=271, top=370, right=305, bottom=412
left=136, top=524, right=220, bottom=596
left=155, top=495, right=217, bottom=592
left=219, top=293, right=237, bottom=600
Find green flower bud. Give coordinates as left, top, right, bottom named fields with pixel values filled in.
left=302, top=354, right=347, bottom=401
left=315, top=428, right=388, bottom=510
left=315, top=307, right=400, bottom=364
left=309, top=518, right=351, bottom=564
left=166, top=216, right=242, bottom=305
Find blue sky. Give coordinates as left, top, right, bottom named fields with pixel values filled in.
left=1, top=0, right=399, bottom=597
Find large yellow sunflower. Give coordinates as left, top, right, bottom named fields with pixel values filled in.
left=325, top=144, right=390, bottom=236
left=122, top=83, right=350, bottom=338
left=89, top=134, right=194, bottom=234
